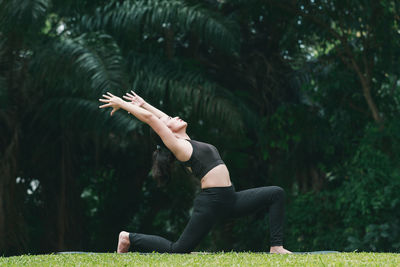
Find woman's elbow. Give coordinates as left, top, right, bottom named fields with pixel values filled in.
left=143, top=113, right=156, bottom=124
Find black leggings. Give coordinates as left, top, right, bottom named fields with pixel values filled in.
left=129, top=185, right=285, bottom=253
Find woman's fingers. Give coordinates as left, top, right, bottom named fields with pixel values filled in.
left=99, top=103, right=112, bottom=108
left=125, top=94, right=135, bottom=99
left=99, top=92, right=121, bottom=112
left=107, top=92, right=115, bottom=98
left=110, top=107, right=119, bottom=116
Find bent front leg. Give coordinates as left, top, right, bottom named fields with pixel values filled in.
left=129, top=194, right=221, bottom=253
left=231, top=186, right=285, bottom=246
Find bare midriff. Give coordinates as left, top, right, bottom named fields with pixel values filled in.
left=200, top=164, right=232, bottom=189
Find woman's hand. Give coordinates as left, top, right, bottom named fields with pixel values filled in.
left=123, top=90, right=146, bottom=107
left=99, top=92, right=125, bottom=116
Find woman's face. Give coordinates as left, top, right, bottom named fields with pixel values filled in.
left=161, top=116, right=187, bottom=133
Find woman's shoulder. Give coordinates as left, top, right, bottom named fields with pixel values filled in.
left=174, top=138, right=194, bottom=162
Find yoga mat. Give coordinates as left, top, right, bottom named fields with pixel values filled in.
left=191, top=251, right=339, bottom=255
left=57, top=251, right=340, bottom=255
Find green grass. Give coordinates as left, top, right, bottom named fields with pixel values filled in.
left=1, top=252, right=399, bottom=266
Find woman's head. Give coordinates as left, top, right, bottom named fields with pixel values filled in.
left=149, top=115, right=188, bottom=186
left=160, top=115, right=188, bottom=134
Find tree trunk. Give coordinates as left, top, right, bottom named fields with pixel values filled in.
left=54, top=133, right=82, bottom=252
left=337, top=48, right=382, bottom=124
left=357, top=69, right=382, bottom=124
left=57, top=135, right=71, bottom=251
left=57, top=156, right=66, bottom=251
left=0, top=167, right=6, bottom=253
left=311, top=166, right=324, bottom=192
left=0, top=124, right=26, bottom=255
left=271, top=1, right=383, bottom=125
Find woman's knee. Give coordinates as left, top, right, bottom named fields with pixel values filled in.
left=270, top=186, right=285, bottom=201
left=171, top=243, right=193, bottom=254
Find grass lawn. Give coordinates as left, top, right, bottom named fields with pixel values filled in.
left=1, top=252, right=399, bottom=266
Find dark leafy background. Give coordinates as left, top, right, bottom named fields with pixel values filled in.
left=1, top=0, right=399, bottom=255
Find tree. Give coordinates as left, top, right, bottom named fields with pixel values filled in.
left=268, top=0, right=400, bottom=125
left=0, top=0, right=245, bottom=254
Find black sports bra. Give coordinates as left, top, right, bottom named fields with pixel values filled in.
left=180, top=139, right=225, bottom=179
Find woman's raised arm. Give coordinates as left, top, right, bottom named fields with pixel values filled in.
left=99, top=92, right=153, bottom=122
left=99, top=92, right=184, bottom=155
left=123, top=91, right=169, bottom=119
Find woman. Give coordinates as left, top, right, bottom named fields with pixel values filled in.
left=99, top=91, right=292, bottom=254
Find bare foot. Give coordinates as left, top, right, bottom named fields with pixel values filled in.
left=270, top=246, right=292, bottom=254
left=117, top=231, right=130, bottom=253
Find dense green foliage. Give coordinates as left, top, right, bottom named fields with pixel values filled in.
left=1, top=0, right=399, bottom=256
left=2, top=252, right=400, bottom=267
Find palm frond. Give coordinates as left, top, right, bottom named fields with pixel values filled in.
left=127, top=53, right=244, bottom=133
left=0, top=0, right=49, bottom=31
left=30, top=97, right=139, bottom=136
left=0, top=37, right=8, bottom=109
left=27, top=32, right=135, bottom=135
left=79, top=0, right=239, bottom=53
left=0, top=74, right=6, bottom=94
left=31, top=32, right=128, bottom=96
left=0, top=75, right=6, bottom=112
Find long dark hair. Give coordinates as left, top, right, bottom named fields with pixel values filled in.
left=150, top=128, right=175, bottom=186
